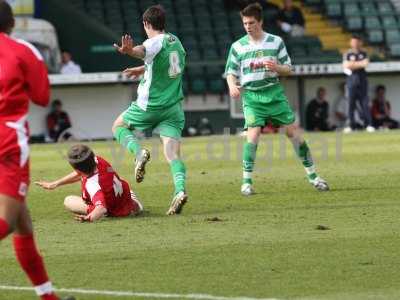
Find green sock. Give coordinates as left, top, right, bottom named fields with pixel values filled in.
left=170, top=159, right=186, bottom=195
left=242, top=142, right=257, bottom=184
left=292, top=140, right=317, bottom=180
left=114, top=126, right=141, bottom=157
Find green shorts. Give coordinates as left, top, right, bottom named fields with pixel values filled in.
left=122, top=102, right=185, bottom=139
left=242, top=85, right=295, bottom=128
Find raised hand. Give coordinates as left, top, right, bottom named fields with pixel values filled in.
left=113, top=34, right=135, bottom=55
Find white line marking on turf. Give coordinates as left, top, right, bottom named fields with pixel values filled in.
left=0, top=285, right=280, bottom=300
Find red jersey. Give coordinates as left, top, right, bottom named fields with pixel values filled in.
left=0, top=33, right=49, bottom=200
left=81, top=156, right=138, bottom=217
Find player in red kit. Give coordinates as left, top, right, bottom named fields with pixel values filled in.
left=36, top=144, right=143, bottom=222
left=0, top=1, right=74, bottom=300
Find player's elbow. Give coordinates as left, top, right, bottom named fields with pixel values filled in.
left=31, top=89, right=50, bottom=107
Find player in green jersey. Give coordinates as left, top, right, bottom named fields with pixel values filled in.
left=225, top=3, right=329, bottom=196
left=112, top=5, right=187, bottom=215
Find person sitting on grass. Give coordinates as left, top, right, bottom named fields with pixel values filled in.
left=35, top=144, right=143, bottom=222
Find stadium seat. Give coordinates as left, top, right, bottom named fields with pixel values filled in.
left=206, top=66, right=224, bottom=79
left=178, top=14, right=195, bottom=28
left=191, top=78, right=207, bottom=94
left=344, top=3, right=360, bottom=17
left=180, top=36, right=198, bottom=48
left=325, top=3, right=342, bottom=18
left=346, top=16, right=363, bottom=31
left=389, top=43, right=400, bottom=57
left=208, top=79, right=226, bottom=94
left=367, top=29, right=384, bottom=43
left=202, top=48, right=220, bottom=60
left=292, top=48, right=308, bottom=58
left=186, top=49, right=201, bottom=61
left=139, top=0, right=156, bottom=11
left=385, top=29, right=400, bottom=44
left=304, top=0, right=322, bottom=6
left=175, top=5, right=192, bottom=15
left=199, top=34, right=217, bottom=49
left=360, top=2, right=378, bottom=17
left=381, top=16, right=399, bottom=30
left=364, top=16, right=382, bottom=30
left=69, top=0, right=85, bottom=11
left=377, top=2, right=394, bottom=16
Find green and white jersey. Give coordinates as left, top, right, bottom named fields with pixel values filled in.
left=225, top=32, right=291, bottom=91
left=137, top=33, right=186, bottom=111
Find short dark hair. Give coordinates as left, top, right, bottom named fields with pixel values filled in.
left=143, top=5, right=165, bottom=31
left=351, top=34, right=362, bottom=41
left=0, top=0, right=14, bottom=33
left=52, top=99, right=62, bottom=106
left=376, top=84, right=386, bottom=92
left=67, top=144, right=96, bottom=175
left=240, top=2, right=263, bottom=22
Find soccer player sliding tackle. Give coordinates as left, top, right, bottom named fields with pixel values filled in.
left=0, top=1, right=74, bottom=299
left=225, top=3, right=329, bottom=196
left=112, top=5, right=188, bottom=215
left=36, top=145, right=143, bottom=222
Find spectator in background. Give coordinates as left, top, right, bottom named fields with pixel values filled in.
left=46, top=99, right=72, bottom=142
left=342, top=35, right=375, bottom=133
left=60, top=51, right=82, bottom=74
left=371, top=85, right=399, bottom=129
left=333, top=82, right=349, bottom=129
left=277, top=0, right=305, bottom=37
left=306, top=87, right=331, bottom=131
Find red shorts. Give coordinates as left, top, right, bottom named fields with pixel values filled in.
left=86, top=191, right=142, bottom=217
left=0, top=121, right=30, bottom=202
left=0, top=155, right=30, bottom=202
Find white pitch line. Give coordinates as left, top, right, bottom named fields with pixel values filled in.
left=0, top=285, right=280, bottom=300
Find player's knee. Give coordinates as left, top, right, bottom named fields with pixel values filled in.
left=112, top=117, right=127, bottom=135
left=285, top=124, right=297, bottom=138
left=63, top=196, right=74, bottom=211
left=111, top=121, right=120, bottom=135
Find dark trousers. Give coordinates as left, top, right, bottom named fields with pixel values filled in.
left=372, top=117, right=399, bottom=129
left=347, top=79, right=371, bottom=129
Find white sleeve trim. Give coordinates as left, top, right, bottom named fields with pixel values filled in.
left=15, top=39, right=44, bottom=61
left=143, top=34, right=164, bottom=64
left=85, top=174, right=101, bottom=199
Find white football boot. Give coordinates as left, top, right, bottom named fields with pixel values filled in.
left=343, top=126, right=352, bottom=134
left=241, top=183, right=255, bottom=196
left=309, top=176, right=329, bottom=191
left=166, top=191, right=188, bottom=215
left=134, top=148, right=150, bottom=183
left=366, top=125, right=376, bottom=133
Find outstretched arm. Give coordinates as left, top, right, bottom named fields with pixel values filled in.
left=113, top=35, right=145, bottom=60
left=35, top=170, right=81, bottom=190
left=122, top=65, right=145, bottom=79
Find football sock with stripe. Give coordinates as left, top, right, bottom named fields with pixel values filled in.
left=13, top=233, right=59, bottom=300
left=242, top=142, right=257, bottom=184
left=291, top=139, right=317, bottom=181
left=170, top=159, right=186, bottom=195
left=114, top=126, right=141, bottom=157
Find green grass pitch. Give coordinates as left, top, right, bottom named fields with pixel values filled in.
left=0, top=131, right=400, bottom=300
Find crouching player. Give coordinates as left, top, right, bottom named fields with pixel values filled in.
left=36, top=145, right=143, bottom=222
